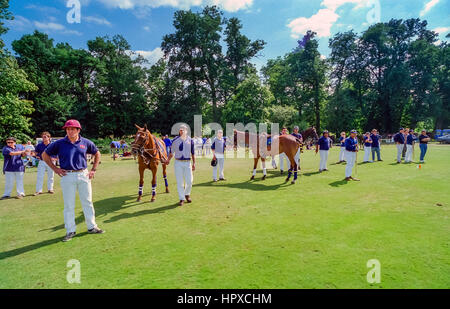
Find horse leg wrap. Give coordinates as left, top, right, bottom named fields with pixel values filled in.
left=294, top=171, right=298, bottom=181
left=263, top=168, right=267, bottom=176
left=138, top=186, right=143, bottom=196
left=287, top=169, right=292, bottom=180
left=152, top=184, right=157, bottom=197
left=164, top=176, right=168, bottom=188
left=252, top=169, right=257, bottom=176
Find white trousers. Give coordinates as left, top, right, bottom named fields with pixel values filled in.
left=339, top=147, right=346, bottom=162
left=279, top=153, right=290, bottom=171
left=396, top=144, right=404, bottom=162
left=60, top=170, right=97, bottom=233
left=174, top=160, right=193, bottom=201
left=363, top=146, right=372, bottom=162
left=36, top=160, right=54, bottom=192
left=319, top=150, right=329, bottom=170
left=405, top=145, right=413, bottom=162
left=294, top=148, right=300, bottom=167
left=3, top=172, right=25, bottom=197
left=345, top=151, right=357, bottom=177
left=213, top=157, right=225, bottom=180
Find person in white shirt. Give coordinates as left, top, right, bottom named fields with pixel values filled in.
left=167, top=125, right=196, bottom=206
left=211, top=130, right=226, bottom=182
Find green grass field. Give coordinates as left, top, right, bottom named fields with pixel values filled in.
left=0, top=144, right=449, bottom=289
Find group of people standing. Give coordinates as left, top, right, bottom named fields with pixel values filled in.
left=393, top=128, right=430, bottom=164
left=2, top=119, right=434, bottom=242
left=2, top=120, right=104, bottom=242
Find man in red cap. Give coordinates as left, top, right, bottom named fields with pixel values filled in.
left=42, top=119, right=104, bottom=242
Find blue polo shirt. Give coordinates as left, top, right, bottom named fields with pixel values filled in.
left=370, top=134, right=380, bottom=148
left=345, top=137, right=358, bottom=151
left=406, top=134, right=415, bottom=145
left=291, top=132, right=302, bottom=140
left=163, top=138, right=172, bottom=147
left=110, top=141, right=121, bottom=148
left=339, top=136, right=346, bottom=147
left=35, top=142, right=57, bottom=160
left=419, top=134, right=429, bottom=144
left=317, top=136, right=331, bottom=151
left=364, top=136, right=372, bottom=147
left=394, top=133, right=405, bottom=144
left=45, top=136, right=98, bottom=170
left=2, top=145, right=25, bottom=173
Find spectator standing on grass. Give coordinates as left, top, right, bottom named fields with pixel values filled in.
left=316, top=130, right=332, bottom=172
left=418, top=130, right=430, bottom=163
left=34, top=132, right=57, bottom=196
left=1, top=137, right=26, bottom=200
left=363, top=132, right=373, bottom=163
left=370, top=129, right=382, bottom=162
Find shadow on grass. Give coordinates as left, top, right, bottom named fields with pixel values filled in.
left=302, top=171, right=322, bottom=177
left=329, top=180, right=350, bottom=187
left=194, top=174, right=292, bottom=191
left=0, top=232, right=88, bottom=261
left=104, top=202, right=180, bottom=223
left=39, top=194, right=154, bottom=233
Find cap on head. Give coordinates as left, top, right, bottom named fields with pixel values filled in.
left=294, top=126, right=299, bottom=130
left=63, top=119, right=82, bottom=130
left=350, top=130, right=358, bottom=134
left=399, top=128, right=404, bottom=131
left=6, top=137, right=16, bottom=142
left=323, top=130, right=329, bottom=135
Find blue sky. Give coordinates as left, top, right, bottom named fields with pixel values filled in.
left=3, top=0, right=450, bottom=69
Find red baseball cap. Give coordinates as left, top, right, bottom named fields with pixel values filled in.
left=62, top=119, right=82, bottom=129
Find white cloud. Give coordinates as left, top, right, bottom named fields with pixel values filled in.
left=134, top=47, right=164, bottom=66
left=420, top=0, right=440, bottom=17
left=5, top=15, right=32, bottom=31
left=432, top=27, right=449, bottom=34
left=143, top=26, right=151, bottom=31
left=34, top=21, right=65, bottom=31
left=83, top=16, right=112, bottom=26
left=98, top=0, right=253, bottom=12
left=288, top=0, right=369, bottom=39
left=288, top=9, right=339, bottom=39
left=34, top=21, right=82, bottom=36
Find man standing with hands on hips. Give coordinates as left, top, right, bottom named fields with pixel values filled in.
left=167, top=125, right=196, bottom=206
left=42, top=119, right=104, bottom=242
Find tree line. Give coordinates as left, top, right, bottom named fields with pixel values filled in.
left=0, top=1, right=448, bottom=143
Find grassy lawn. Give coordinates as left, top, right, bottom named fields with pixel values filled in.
left=0, top=144, right=449, bottom=289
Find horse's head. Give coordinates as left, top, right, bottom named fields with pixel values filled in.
left=302, top=127, right=319, bottom=144
left=131, top=124, right=150, bottom=155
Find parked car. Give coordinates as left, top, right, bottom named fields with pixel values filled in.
left=436, top=134, right=450, bottom=144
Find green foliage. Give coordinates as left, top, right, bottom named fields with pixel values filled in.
left=0, top=55, right=37, bottom=143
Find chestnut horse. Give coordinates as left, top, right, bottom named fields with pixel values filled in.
left=234, top=127, right=319, bottom=184
left=131, top=124, right=169, bottom=202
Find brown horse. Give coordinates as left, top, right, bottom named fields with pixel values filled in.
left=131, top=124, right=169, bottom=202
left=234, top=127, right=319, bottom=184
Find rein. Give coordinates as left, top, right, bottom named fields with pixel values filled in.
left=132, top=131, right=164, bottom=165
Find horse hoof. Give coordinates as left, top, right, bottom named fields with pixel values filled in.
left=250, top=176, right=255, bottom=180
left=151, top=198, right=156, bottom=203
left=291, top=181, right=296, bottom=185
left=262, top=175, right=266, bottom=180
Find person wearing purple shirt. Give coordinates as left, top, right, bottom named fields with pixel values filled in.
left=1, top=137, right=26, bottom=199
left=291, top=126, right=303, bottom=169
left=370, top=129, right=382, bottom=162
left=363, top=132, right=373, bottom=163
left=42, top=119, right=104, bottom=242
left=315, top=130, right=332, bottom=172
left=34, top=132, right=57, bottom=196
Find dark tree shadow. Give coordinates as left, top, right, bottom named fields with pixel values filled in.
left=329, top=180, right=350, bottom=187
left=0, top=232, right=88, bottom=261
left=302, top=171, right=322, bottom=177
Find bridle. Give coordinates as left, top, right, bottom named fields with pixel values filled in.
left=131, top=130, right=160, bottom=165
